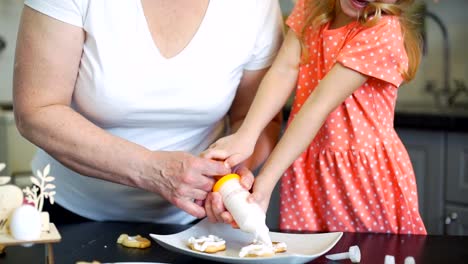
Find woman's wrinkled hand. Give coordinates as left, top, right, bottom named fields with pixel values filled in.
left=139, top=151, right=230, bottom=218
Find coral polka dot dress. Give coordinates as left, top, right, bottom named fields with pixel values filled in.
left=280, top=0, right=427, bottom=234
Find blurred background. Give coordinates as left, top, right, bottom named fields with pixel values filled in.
left=0, top=0, right=467, bottom=236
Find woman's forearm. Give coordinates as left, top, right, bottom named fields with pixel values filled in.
left=16, top=104, right=151, bottom=188
left=12, top=7, right=148, bottom=187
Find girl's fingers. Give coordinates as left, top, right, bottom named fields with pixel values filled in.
left=225, top=153, right=246, bottom=168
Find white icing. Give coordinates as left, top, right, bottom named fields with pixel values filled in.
left=188, top=235, right=225, bottom=251
left=254, top=226, right=272, bottom=246
left=239, top=243, right=275, bottom=257
left=273, top=242, right=287, bottom=251
left=239, top=241, right=288, bottom=257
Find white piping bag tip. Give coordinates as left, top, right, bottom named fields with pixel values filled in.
left=384, top=255, right=395, bottom=264
left=404, top=256, right=416, bottom=264
left=325, top=245, right=361, bottom=263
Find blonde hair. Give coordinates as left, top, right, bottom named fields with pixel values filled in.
left=299, top=0, right=424, bottom=82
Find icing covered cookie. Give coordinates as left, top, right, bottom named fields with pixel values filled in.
left=117, top=234, right=151, bottom=249
left=187, top=234, right=226, bottom=253
left=239, top=241, right=287, bottom=257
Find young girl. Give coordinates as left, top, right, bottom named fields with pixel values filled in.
left=202, top=0, right=427, bottom=234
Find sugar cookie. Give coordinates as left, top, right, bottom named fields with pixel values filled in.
left=272, top=241, right=287, bottom=253
left=187, top=235, right=226, bottom=253
left=239, top=243, right=275, bottom=257
left=239, top=241, right=287, bottom=257
left=116, top=234, right=151, bottom=249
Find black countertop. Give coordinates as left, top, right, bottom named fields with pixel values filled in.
left=394, top=103, right=468, bottom=132
left=2, top=221, right=468, bottom=264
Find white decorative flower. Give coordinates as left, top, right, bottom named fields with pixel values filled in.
left=23, top=164, right=56, bottom=212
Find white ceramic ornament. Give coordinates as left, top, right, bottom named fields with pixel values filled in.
left=9, top=204, right=42, bottom=241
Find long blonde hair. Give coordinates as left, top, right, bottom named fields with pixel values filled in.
left=300, top=0, right=424, bottom=82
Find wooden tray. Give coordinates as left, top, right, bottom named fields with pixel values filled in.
left=0, top=223, right=61, bottom=246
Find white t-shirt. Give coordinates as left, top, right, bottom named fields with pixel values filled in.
left=26, top=0, right=283, bottom=224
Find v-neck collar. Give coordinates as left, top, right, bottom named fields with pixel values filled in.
left=138, top=0, right=213, bottom=61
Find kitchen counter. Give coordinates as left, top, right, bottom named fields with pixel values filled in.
left=283, top=101, right=468, bottom=132
left=2, top=221, right=468, bottom=264
left=394, top=103, right=468, bottom=132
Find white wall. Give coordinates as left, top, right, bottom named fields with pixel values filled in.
left=1, top=0, right=467, bottom=105
left=398, top=0, right=468, bottom=106
left=0, top=110, right=36, bottom=176
left=280, top=0, right=468, bottom=106
left=0, top=0, right=23, bottom=104
left=0, top=1, right=36, bottom=176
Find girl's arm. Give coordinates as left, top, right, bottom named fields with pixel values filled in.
left=202, top=30, right=302, bottom=167
left=253, top=63, right=368, bottom=210
left=236, top=30, right=301, bottom=146
left=204, top=67, right=282, bottom=225
left=202, top=31, right=300, bottom=224
left=228, top=68, right=282, bottom=171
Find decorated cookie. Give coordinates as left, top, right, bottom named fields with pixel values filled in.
left=187, top=235, right=226, bottom=253
left=239, top=241, right=287, bottom=258
left=117, top=234, right=151, bottom=249
left=272, top=241, right=287, bottom=253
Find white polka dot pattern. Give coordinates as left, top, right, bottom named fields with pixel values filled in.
left=281, top=0, right=427, bottom=235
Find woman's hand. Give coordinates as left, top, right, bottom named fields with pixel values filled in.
left=203, top=166, right=255, bottom=227
left=201, top=132, right=256, bottom=168
left=138, top=151, right=230, bottom=219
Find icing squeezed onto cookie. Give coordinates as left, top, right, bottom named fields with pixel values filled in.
left=272, top=241, right=287, bottom=252
left=239, top=243, right=275, bottom=257
left=239, top=241, right=288, bottom=258
left=213, top=174, right=273, bottom=246
left=254, top=226, right=272, bottom=246
left=188, top=235, right=225, bottom=251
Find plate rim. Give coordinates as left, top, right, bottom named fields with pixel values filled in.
left=149, top=222, right=343, bottom=263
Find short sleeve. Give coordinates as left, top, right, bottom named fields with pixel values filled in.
left=244, top=0, right=284, bottom=70
left=24, top=0, right=87, bottom=28
left=285, top=0, right=307, bottom=35
left=337, top=16, right=408, bottom=87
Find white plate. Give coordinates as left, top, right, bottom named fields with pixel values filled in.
left=150, top=218, right=343, bottom=264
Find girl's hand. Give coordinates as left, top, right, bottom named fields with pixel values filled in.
left=204, top=166, right=254, bottom=228
left=201, top=132, right=256, bottom=168
left=248, top=179, right=274, bottom=214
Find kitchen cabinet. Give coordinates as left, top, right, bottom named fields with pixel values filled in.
left=398, top=129, right=468, bottom=236
left=397, top=129, right=445, bottom=235
left=445, top=133, right=468, bottom=236
left=445, top=205, right=468, bottom=236
left=446, top=133, right=468, bottom=205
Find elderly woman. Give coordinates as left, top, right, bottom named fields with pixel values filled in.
left=13, top=0, right=283, bottom=224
